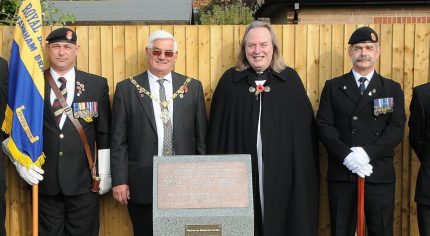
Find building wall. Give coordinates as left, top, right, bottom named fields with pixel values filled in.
left=279, top=5, right=430, bottom=24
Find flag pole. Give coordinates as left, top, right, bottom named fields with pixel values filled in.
left=357, top=177, right=365, bottom=236
left=32, top=185, right=38, bottom=236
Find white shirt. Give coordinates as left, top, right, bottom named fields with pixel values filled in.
left=49, top=67, right=76, bottom=129
left=255, top=79, right=266, bottom=218
left=352, top=69, right=374, bottom=90
left=148, top=71, right=174, bottom=156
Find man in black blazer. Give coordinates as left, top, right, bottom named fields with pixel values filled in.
left=6, top=28, right=112, bottom=236
left=316, top=27, right=406, bottom=236
left=0, top=57, right=8, bottom=236
left=111, top=30, right=207, bottom=236
left=409, top=82, right=430, bottom=236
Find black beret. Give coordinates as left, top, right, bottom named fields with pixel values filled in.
left=348, top=26, right=378, bottom=45
left=46, top=27, right=77, bottom=44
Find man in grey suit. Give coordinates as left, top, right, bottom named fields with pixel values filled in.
left=111, top=30, right=207, bottom=236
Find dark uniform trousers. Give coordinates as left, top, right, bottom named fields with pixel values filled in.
left=39, top=192, right=99, bottom=236
left=316, top=71, right=405, bottom=236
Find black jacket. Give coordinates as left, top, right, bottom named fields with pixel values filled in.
left=409, top=82, right=430, bottom=205
left=317, top=71, right=406, bottom=183
left=41, top=69, right=111, bottom=196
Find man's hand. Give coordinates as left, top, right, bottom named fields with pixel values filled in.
left=112, top=184, right=130, bottom=205
left=2, top=137, right=44, bottom=185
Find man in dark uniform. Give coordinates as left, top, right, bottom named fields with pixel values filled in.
left=0, top=57, right=8, bottom=236
left=207, top=21, right=319, bottom=236
left=409, top=82, right=430, bottom=236
left=316, top=26, right=406, bottom=236
left=111, top=30, right=207, bottom=236
left=8, top=28, right=112, bottom=236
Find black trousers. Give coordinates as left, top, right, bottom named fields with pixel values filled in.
left=39, top=192, right=99, bottom=236
left=128, top=201, right=152, bottom=236
left=328, top=181, right=395, bottom=236
left=417, top=203, right=430, bottom=236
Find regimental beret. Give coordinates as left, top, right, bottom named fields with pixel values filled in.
left=46, top=27, right=77, bottom=44
left=348, top=26, right=378, bottom=45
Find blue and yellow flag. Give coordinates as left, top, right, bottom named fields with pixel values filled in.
left=1, top=0, right=45, bottom=168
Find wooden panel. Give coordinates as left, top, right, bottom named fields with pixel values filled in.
left=318, top=24, right=332, bottom=236
left=283, top=25, right=295, bottom=68
left=295, top=24, right=307, bottom=85
left=173, top=25, right=186, bottom=74
left=76, top=26, right=89, bottom=72
left=198, top=26, right=211, bottom=111
left=1, top=24, right=430, bottom=236
left=124, top=26, right=138, bottom=78
left=306, top=24, right=319, bottom=109
left=185, top=26, right=199, bottom=79
left=88, top=26, right=101, bottom=75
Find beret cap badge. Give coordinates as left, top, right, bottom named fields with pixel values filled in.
left=66, top=31, right=73, bottom=40
left=370, top=32, right=377, bottom=42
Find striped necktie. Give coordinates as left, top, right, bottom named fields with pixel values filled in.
left=51, top=76, right=67, bottom=126
left=157, top=79, right=173, bottom=156
left=358, top=77, right=367, bottom=95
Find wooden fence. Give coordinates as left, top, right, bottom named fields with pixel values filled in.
left=0, top=24, right=429, bottom=236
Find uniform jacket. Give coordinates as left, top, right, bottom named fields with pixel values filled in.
left=110, top=71, right=207, bottom=204
left=409, top=83, right=430, bottom=205
left=40, top=69, right=111, bottom=196
left=317, top=71, right=406, bottom=183
left=207, top=67, right=319, bottom=236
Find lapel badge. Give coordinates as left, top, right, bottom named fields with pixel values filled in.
left=373, top=97, right=394, bottom=116
left=249, top=86, right=256, bottom=93
left=76, top=81, right=85, bottom=97
left=343, top=86, right=347, bottom=90
left=179, top=85, right=188, bottom=98
left=372, top=89, right=376, bottom=93
left=368, top=91, right=372, bottom=96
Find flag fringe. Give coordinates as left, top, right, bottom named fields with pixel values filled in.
left=7, top=138, right=45, bottom=169
left=1, top=106, right=13, bottom=135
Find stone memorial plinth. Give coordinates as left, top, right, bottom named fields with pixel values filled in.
left=153, top=154, right=254, bottom=236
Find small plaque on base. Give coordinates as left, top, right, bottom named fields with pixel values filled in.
left=185, top=224, right=222, bottom=236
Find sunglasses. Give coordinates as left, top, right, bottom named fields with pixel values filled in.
left=151, top=49, right=175, bottom=58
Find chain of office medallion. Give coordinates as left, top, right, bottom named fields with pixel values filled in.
left=129, top=77, right=191, bottom=108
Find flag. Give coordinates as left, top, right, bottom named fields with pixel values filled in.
left=1, top=0, right=45, bottom=168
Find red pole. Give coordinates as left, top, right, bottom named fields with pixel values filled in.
left=357, top=177, right=365, bottom=236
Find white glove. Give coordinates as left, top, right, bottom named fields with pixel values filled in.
left=350, top=147, right=370, bottom=167
left=2, top=138, right=44, bottom=185
left=352, top=163, right=373, bottom=178
left=343, top=151, right=360, bottom=171
left=97, top=149, right=111, bottom=195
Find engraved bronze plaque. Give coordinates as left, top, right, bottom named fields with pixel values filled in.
left=157, top=161, right=249, bottom=209
left=185, top=224, right=222, bottom=236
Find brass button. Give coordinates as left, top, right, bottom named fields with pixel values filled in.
left=352, top=116, right=358, bottom=120
left=58, top=152, right=63, bottom=157
left=59, top=134, right=64, bottom=138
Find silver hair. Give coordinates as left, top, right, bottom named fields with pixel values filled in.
left=146, top=30, right=178, bottom=52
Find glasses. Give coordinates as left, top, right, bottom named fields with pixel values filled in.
left=151, top=49, right=175, bottom=58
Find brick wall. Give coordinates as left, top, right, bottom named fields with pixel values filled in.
left=278, top=5, right=430, bottom=24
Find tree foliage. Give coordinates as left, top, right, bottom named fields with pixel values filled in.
left=0, top=0, right=75, bottom=25
left=198, top=0, right=255, bottom=25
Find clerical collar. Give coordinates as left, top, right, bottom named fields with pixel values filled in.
left=254, top=70, right=268, bottom=81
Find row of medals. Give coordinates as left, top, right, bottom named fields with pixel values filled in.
left=73, top=102, right=98, bottom=119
